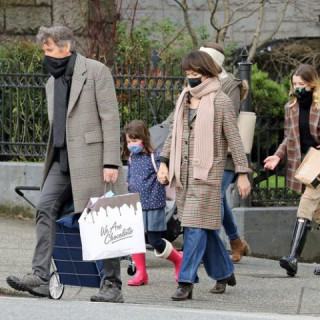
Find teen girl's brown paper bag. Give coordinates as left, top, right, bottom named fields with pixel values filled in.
left=294, top=147, right=320, bottom=189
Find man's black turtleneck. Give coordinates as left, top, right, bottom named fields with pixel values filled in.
left=298, top=92, right=318, bottom=154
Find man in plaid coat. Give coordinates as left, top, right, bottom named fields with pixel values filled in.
left=7, top=25, right=126, bottom=303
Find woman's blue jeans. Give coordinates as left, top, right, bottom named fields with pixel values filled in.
left=178, top=227, right=234, bottom=283
left=220, top=170, right=240, bottom=241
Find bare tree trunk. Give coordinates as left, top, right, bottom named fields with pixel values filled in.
left=207, top=0, right=219, bottom=42
left=77, top=0, right=122, bottom=66
left=129, top=0, right=138, bottom=42
left=87, top=0, right=121, bottom=66
left=217, top=0, right=230, bottom=45
left=175, top=0, right=290, bottom=59
left=208, top=0, right=266, bottom=48
left=248, top=0, right=291, bottom=61
left=174, top=0, right=198, bottom=49
left=247, top=0, right=265, bottom=62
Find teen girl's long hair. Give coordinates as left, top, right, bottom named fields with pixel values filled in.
left=289, top=64, right=320, bottom=109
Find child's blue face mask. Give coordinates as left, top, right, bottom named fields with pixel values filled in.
left=128, top=141, right=144, bottom=154
left=128, top=145, right=143, bottom=153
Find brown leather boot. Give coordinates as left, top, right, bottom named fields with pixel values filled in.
left=230, top=238, right=250, bottom=263
left=171, top=283, right=193, bottom=301
left=210, top=273, right=236, bottom=294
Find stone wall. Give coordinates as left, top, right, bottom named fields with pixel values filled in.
left=0, top=0, right=87, bottom=40
left=220, top=207, right=320, bottom=263
left=1, top=1, right=52, bottom=36
left=0, top=0, right=319, bottom=47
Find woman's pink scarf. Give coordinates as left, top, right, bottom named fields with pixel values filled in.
left=169, top=77, right=221, bottom=188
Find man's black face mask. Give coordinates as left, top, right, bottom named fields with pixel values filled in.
left=42, top=55, right=71, bottom=78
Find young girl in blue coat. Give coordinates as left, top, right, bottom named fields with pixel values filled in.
left=122, top=119, right=182, bottom=286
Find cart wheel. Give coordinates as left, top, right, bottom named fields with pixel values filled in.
left=49, top=271, right=64, bottom=300
left=127, top=261, right=136, bottom=276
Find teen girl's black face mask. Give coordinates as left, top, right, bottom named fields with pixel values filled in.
left=187, top=77, right=202, bottom=88
left=294, top=87, right=313, bottom=100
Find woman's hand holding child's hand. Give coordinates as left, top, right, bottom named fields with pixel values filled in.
left=157, top=163, right=169, bottom=185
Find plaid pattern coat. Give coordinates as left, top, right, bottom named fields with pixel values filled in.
left=161, top=91, right=250, bottom=230
left=275, top=101, right=320, bottom=193
left=42, top=54, right=127, bottom=212
left=221, top=73, right=241, bottom=171
left=162, top=75, right=242, bottom=172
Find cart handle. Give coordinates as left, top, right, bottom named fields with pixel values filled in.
left=15, top=186, right=40, bottom=197
left=15, top=186, right=40, bottom=208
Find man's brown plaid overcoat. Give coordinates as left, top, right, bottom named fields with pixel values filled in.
left=42, top=54, right=127, bottom=212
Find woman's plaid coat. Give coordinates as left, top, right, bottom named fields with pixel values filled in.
left=275, top=101, right=320, bottom=193
left=161, top=91, right=251, bottom=230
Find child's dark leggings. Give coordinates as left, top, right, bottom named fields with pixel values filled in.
left=147, top=231, right=166, bottom=253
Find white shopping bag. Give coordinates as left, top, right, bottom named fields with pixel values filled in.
left=79, top=193, right=146, bottom=261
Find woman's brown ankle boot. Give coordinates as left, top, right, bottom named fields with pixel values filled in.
left=171, top=283, right=193, bottom=301
left=230, top=238, right=250, bottom=263
left=210, top=273, right=236, bottom=294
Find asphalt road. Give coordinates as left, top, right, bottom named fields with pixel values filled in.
left=0, top=296, right=318, bottom=320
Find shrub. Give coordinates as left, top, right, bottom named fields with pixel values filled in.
left=0, top=40, right=48, bottom=161
left=115, top=18, right=210, bottom=67
left=250, top=64, right=289, bottom=163
left=251, top=64, right=289, bottom=117
left=0, top=39, right=43, bottom=66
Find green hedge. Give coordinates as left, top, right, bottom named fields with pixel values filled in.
left=250, top=64, right=289, bottom=161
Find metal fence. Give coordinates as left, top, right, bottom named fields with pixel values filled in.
left=0, top=61, right=184, bottom=160
left=0, top=59, right=299, bottom=206
left=0, top=61, right=48, bottom=159
left=112, top=62, right=185, bottom=129
left=250, top=115, right=300, bottom=206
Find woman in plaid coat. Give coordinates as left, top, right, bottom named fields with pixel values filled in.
left=157, top=51, right=251, bottom=300
left=264, top=64, right=320, bottom=277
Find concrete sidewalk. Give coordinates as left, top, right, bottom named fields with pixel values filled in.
left=1, top=215, right=320, bottom=318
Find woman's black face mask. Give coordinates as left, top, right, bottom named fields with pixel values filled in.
left=187, top=77, right=202, bottom=88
